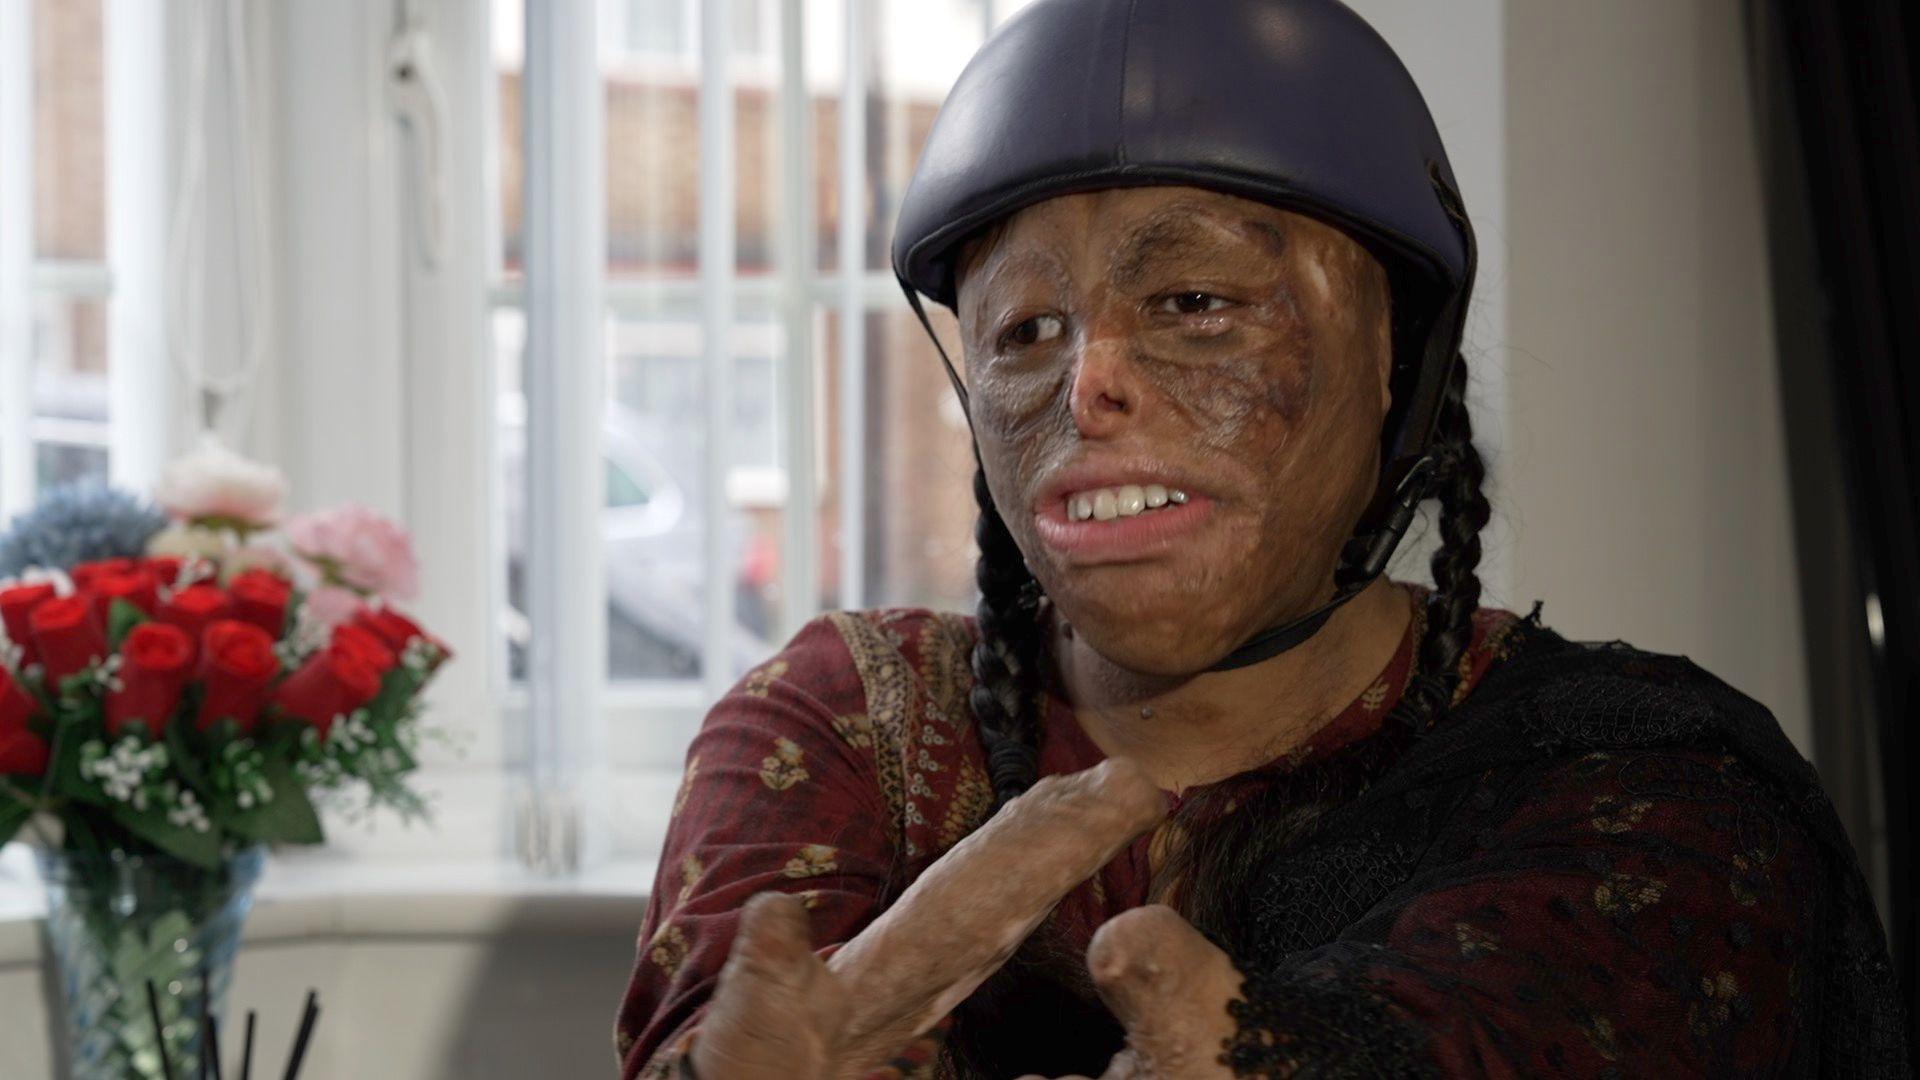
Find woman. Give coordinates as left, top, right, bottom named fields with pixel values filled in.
left=616, top=1, right=1905, bottom=1076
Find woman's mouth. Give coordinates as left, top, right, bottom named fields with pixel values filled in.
left=1032, top=482, right=1216, bottom=565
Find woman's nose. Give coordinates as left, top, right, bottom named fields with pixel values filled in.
left=1067, top=331, right=1141, bottom=439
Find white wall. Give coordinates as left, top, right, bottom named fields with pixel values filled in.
left=1502, top=0, right=1811, bottom=753
left=1349, top=0, right=1515, bottom=608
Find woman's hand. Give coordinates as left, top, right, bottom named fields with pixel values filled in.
left=690, top=757, right=1169, bottom=1080
left=1018, top=905, right=1244, bottom=1080
left=691, top=891, right=851, bottom=1079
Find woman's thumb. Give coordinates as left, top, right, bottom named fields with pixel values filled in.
left=1086, top=905, right=1242, bottom=1077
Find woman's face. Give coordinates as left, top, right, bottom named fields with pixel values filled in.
left=954, top=185, right=1393, bottom=675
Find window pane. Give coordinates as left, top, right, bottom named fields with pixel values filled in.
left=495, top=306, right=532, bottom=680
left=494, top=84, right=524, bottom=279
left=495, top=301, right=789, bottom=685
left=860, top=0, right=989, bottom=272
left=818, top=304, right=975, bottom=614
left=604, top=305, right=781, bottom=681
left=32, top=293, right=109, bottom=491
left=595, top=0, right=810, bottom=279
left=32, top=0, right=106, bottom=262
left=602, top=66, right=702, bottom=279
left=621, top=0, right=687, bottom=58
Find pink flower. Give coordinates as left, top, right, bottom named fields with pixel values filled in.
left=285, top=504, right=420, bottom=602
left=300, top=585, right=366, bottom=632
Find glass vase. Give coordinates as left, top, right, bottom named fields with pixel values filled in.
left=36, top=845, right=267, bottom=1080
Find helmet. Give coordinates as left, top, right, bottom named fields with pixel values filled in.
left=892, top=0, right=1478, bottom=670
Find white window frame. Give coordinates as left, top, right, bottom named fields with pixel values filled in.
left=598, top=0, right=781, bottom=77
left=0, top=0, right=173, bottom=520
left=0, top=0, right=35, bottom=517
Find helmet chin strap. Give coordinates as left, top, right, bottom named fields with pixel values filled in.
left=1201, top=452, right=1438, bottom=672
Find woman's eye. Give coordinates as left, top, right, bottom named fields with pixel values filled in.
left=1160, top=291, right=1230, bottom=315
left=1005, top=314, right=1065, bottom=347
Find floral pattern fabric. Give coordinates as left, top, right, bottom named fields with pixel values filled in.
left=620, top=584, right=1496, bottom=1075
left=613, top=583, right=1873, bottom=1077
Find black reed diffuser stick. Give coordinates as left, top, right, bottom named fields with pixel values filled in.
left=281, top=990, right=319, bottom=1080
left=239, top=1009, right=257, bottom=1080
left=146, top=978, right=176, bottom=1080
left=205, top=1013, right=224, bottom=1080
left=199, top=960, right=212, bottom=1080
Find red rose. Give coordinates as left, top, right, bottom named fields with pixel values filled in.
left=29, top=596, right=109, bottom=684
left=142, top=556, right=187, bottom=589
left=0, top=582, right=57, bottom=669
left=88, top=568, right=161, bottom=624
left=69, top=558, right=138, bottom=592
left=0, top=667, right=48, bottom=776
left=353, top=607, right=451, bottom=670
left=331, top=623, right=396, bottom=677
left=272, top=643, right=380, bottom=739
left=228, top=569, right=293, bottom=639
left=105, top=623, right=194, bottom=740
left=195, top=620, right=282, bottom=734
left=156, top=585, right=235, bottom=657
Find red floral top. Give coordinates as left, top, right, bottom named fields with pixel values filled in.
left=621, top=583, right=1498, bottom=1072
left=622, top=580, right=1835, bottom=1076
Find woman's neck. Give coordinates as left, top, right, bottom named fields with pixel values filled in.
left=1054, top=577, right=1415, bottom=795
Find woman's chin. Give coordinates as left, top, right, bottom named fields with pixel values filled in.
left=1057, top=597, right=1247, bottom=677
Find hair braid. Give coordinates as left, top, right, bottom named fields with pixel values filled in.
left=1401, top=352, right=1492, bottom=722
left=967, top=461, right=1048, bottom=808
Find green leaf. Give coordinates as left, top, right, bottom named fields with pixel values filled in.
left=163, top=716, right=212, bottom=793
left=108, top=801, right=220, bottom=870
left=219, top=755, right=323, bottom=845
left=0, top=791, right=31, bottom=848
left=46, top=718, right=103, bottom=806
left=363, top=666, right=424, bottom=723
left=106, top=598, right=150, bottom=648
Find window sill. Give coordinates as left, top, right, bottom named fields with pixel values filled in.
left=0, top=840, right=658, bottom=966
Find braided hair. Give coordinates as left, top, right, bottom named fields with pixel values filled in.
left=962, top=349, right=1492, bottom=935
left=967, top=462, right=1050, bottom=806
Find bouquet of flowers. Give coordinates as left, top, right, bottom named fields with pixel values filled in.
left=0, top=440, right=457, bottom=1075
left=0, top=438, right=453, bottom=867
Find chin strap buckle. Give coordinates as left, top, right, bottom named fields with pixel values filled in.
left=1357, top=453, right=1440, bottom=580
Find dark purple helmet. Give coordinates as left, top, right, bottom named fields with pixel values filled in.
left=892, top=0, right=1478, bottom=669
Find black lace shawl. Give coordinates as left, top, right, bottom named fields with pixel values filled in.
left=1219, top=618, right=1910, bottom=1078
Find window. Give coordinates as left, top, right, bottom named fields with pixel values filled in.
left=0, top=0, right=113, bottom=516
left=491, top=0, right=1011, bottom=708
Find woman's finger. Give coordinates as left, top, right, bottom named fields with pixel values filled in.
left=827, top=756, right=1168, bottom=1071
left=1086, top=904, right=1242, bottom=1079
left=692, top=891, right=849, bottom=1080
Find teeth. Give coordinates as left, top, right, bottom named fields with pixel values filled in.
left=1065, top=484, right=1189, bottom=522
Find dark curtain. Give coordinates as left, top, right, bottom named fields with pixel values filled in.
left=1746, top=0, right=1919, bottom=1047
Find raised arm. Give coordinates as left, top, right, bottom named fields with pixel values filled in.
left=617, top=615, right=1168, bottom=1080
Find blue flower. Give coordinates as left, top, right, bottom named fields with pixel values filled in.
left=0, top=483, right=170, bottom=577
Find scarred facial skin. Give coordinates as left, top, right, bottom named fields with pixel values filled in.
left=954, top=185, right=1393, bottom=677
